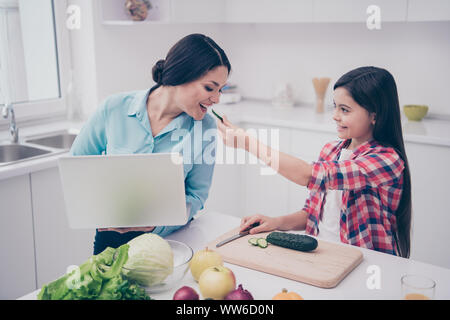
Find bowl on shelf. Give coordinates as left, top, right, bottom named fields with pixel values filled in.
left=403, top=105, right=428, bottom=121
left=123, top=240, right=193, bottom=294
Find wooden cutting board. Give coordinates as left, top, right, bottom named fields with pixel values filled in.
left=207, top=228, right=364, bottom=289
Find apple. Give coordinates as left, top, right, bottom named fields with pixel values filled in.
left=189, top=247, right=223, bottom=281
left=198, top=265, right=236, bottom=300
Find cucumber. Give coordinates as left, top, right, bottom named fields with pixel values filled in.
left=249, top=237, right=268, bottom=248
left=266, top=232, right=318, bottom=252
left=211, top=109, right=223, bottom=122
left=248, top=238, right=259, bottom=246
left=257, top=238, right=268, bottom=248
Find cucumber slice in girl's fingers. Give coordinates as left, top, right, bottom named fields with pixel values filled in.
left=212, top=109, right=223, bottom=122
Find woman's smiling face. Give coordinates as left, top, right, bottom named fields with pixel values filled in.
left=174, top=66, right=228, bottom=121
left=333, top=87, right=376, bottom=147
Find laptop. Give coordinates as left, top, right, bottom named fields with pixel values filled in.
left=58, top=153, right=188, bottom=229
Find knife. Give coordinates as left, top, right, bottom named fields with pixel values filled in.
left=216, top=222, right=260, bottom=248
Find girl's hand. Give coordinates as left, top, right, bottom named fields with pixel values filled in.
left=98, top=226, right=155, bottom=233
left=217, top=115, right=248, bottom=150
left=240, top=214, right=281, bottom=235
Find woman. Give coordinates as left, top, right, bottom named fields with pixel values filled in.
left=71, top=34, right=231, bottom=254
left=217, top=66, right=411, bottom=257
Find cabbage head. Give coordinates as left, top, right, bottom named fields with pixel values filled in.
left=122, top=234, right=174, bottom=287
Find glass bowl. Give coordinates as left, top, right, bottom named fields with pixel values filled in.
left=123, top=240, right=193, bottom=293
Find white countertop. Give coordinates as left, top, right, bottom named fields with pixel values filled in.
left=214, top=100, right=450, bottom=147
left=1, top=100, right=449, bottom=180
left=18, top=211, right=450, bottom=300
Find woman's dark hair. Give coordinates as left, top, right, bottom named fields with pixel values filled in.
left=151, top=33, right=231, bottom=89
left=334, top=66, right=411, bottom=258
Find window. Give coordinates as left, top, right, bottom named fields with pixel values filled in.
left=0, top=0, right=69, bottom=122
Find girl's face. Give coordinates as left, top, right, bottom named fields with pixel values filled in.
left=175, top=66, right=228, bottom=121
left=333, top=87, right=376, bottom=147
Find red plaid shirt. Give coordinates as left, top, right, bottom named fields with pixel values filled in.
left=303, top=139, right=404, bottom=255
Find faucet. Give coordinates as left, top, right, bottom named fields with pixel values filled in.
left=2, top=102, right=19, bottom=143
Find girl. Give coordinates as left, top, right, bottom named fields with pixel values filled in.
left=217, top=66, right=411, bottom=258
left=71, top=34, right=231, bottom=254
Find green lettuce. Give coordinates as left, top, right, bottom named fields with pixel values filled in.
left=37, top=244, right=150, bottom=300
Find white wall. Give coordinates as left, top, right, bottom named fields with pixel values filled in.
left=92, top=24, right=225, bottom=108
left=78, top=13, right=450, bottom=117
left=66, top=0, right=98, bottom=120
left=221, top=22, right=450, bottom=115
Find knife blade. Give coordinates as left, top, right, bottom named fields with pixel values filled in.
left=216, top=222, right=260, bottom=247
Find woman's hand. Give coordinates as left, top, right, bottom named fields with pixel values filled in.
left=98, top=226, right=155, bottom=233
left=240, top=214, right=281, bottom=235
left=216, top=115, right=249, bottom=150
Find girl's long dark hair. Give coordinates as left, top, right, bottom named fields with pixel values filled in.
left=334, top=66, right=411, bottom=258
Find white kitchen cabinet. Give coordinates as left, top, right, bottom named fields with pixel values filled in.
left=207, top=123, right=338, bottom=218
left=204, top=135, right=243, bottom=218
left=407, top=0, right=450, bottom=21
left=241, top=158, right=291, bottom=218
left=239, top=123, right=292, bottom=218
left=404, top=142, right=450, bottom=268
left=171, top=0, right=314, bottom=23
left=225, top=0, right=314, bottom=23
left=0, top=175, right=36, bottom=300
left=99, top=0, right=171, bottom=25
left=290, top=128, right=338, bottom=161
left=100, top=0, right=449, bottom=25
left=288, top=128, right=337, bottom=213
left=313, top=0, right=407, bottom=22
left=30, top=167, right=95, bottom=288
left=205, top=163, right=243, bottom=217
left=171, top=0, right=225, bottom=23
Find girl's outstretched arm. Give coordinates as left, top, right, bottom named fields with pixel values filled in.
left=217, top=115, right=313, bottom=186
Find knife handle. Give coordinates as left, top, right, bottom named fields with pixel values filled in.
left=241, top=222, right=260, bottom=234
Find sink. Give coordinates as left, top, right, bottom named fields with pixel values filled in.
left=0, top=129, right=78, bottom=166
left=0, top=144, right=52, bottom=165
left=25, top=131, right=77, bottom=150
